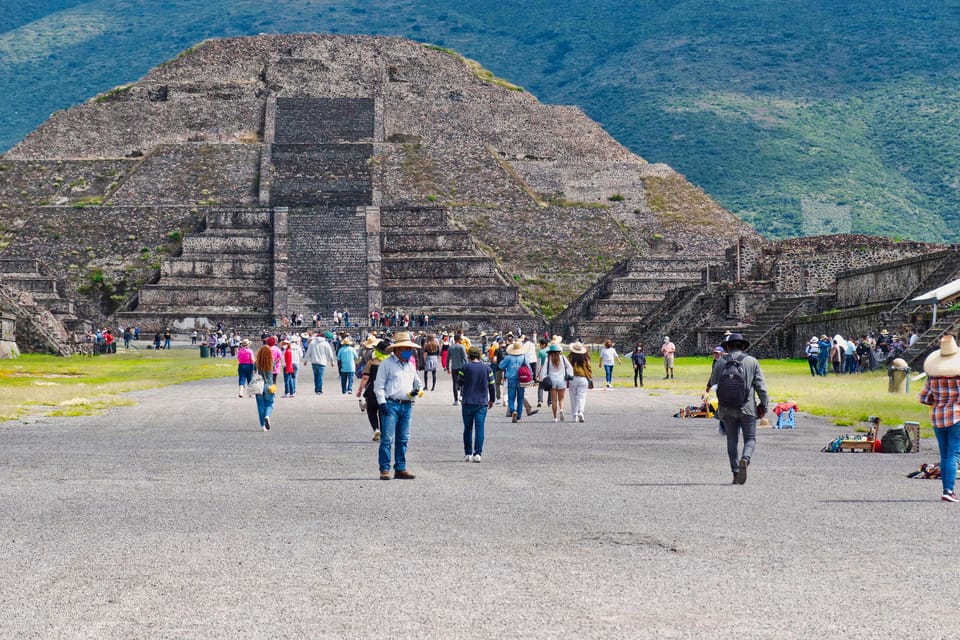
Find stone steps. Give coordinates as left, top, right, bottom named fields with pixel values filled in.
left=181, top=235, right=271, bottom=254
left=206, top=209, right=272, bottom=230
left=161, top=257, right=272, bottom=279
left=382, top=230, right=474, bottom=254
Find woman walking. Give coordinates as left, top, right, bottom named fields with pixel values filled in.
left=599, top=340, right=622, bottom=389
left=254, top=343, right=277, bottom=431
left=423, top=334, right=440, bottom=391
left=919, top=334, right=960, bottom=502
left=543, top=343, right=573, bottom=422
left=236, top=338, right=254, bottom=397
left=568, top=342, right=593, bottom=423
left=337, top=336, right=357, bottom=394
left=356, top=338, right=391, bottom=442
left=281, top=340, right=295, bottom=397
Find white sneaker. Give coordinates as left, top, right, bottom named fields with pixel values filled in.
left=578, top=412, right=584, bottom=423
left=465, top=455, right=473, bottom=462
left=472, top=455, right=482, bottom=463
left=559, top=410, right=565, bottom=422
left=553, top=418, right=558, bottom=423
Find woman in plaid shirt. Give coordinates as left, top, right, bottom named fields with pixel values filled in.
left=919, top=333, right=960, bottom=502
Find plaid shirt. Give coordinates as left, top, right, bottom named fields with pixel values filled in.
left=919, top=376, right=960, bottom=429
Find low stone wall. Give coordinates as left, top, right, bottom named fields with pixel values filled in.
left=382, top=231, right=473, bottom=253
left=837, top=248, right=956, bottom=307
left=138, top=285, right=270, bottom=308
left=381, top=205, right=448, bottom=228
left=162, top=258, right=271, bottom=279
left=382, top=257, right=498, bottom=280
left=792, top=304, right=891, bottom=355
left=385, top=286, right=517, bottom=308
left=181, top=235, right=270, bottom=254
left=604, top=277, right=703, bottom=296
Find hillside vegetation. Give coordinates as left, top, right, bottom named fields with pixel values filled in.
left=1, top=0, right=958, bottom=242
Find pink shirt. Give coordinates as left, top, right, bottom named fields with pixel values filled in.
left=236, top=347, right=254, bottom=365
left=270, top=345, right=283, bottom=376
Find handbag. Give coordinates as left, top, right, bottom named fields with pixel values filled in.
left=588, top=378, right=594, bottom=390
left=540, top=376, right=553, bottom=391
left=248, top=374, right=265, bottom=395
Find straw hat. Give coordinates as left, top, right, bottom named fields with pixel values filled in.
left=387, top=331, right=421, bottom=351
left=551, top=335, right=562, bottom=344
left=923, top=335, right=960, bottom=377
left=341, top=336, right=353, bottom=346
left=506, top=340, right=525, bottom=356
left=569, top=342, right=588, bottom=354
left=362, top=333, right=378, bottom=348
left=241, top=339, right=250, bottom=347
left=809, top=337, right=818, bottom=344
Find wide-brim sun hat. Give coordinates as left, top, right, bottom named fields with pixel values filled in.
left=569, top=342, right=588, bottom=354
left=341, top=337, right=353, bottom=345
left=809, top=337, right=818, bottom=344
left=241, top=339, right=250, bottom=347
left=362, top=333, right=378, bottom=348
left=923, top=335, right=960, bottom=377
left=323, top=331, right=334, bottom=339
left=506, top=340, right=525, bottom=356
left=722, top=332, right=751, bottom=350
left=387, top=331, right=421, bottom=351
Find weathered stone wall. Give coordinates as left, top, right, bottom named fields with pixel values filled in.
left=109, top=144, right=261, bottom=206
left=734, top=235, right=945, bottom=293
left=269, top=144, right=373, bottom=207
left=0, top=205, right=202, bottom=320
left=836, top=249, right=955, bottom=307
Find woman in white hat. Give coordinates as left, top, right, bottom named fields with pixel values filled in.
left=919, top=333, right=960, bottom=502
left=543, top=343, right=573, bottom=422
left=567, top=342, right=593, bottom=422
left=804, top=337, right=820, bottom=377
left=236, top=338, right=254, bottom=397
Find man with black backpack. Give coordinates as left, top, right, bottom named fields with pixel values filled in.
left=707, top=333, right=770, bottom=485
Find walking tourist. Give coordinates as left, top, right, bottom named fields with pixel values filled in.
left=599, top=339, right=622, bottom=388
left=499, top=339, right=528, bottom=423
left=254, top=343, right=277, bottom=431
left=357, top=338, right=391, bottom=442
left=567, top=342, right=593, bottom=423
left=337, top=336, right=357, bottom=394
left=919, top=333, right=960, bottom=502
left=281, top=340, right=296, bottom=397
left=708, top=333, right=769, bottom=485
left=661, top=336, right=676, bottom=379
left=631, top=342, right=646, bottom=387
left=446, top=335, right=468, bottom=405
left=303, top=331, right=336, bottom=394
left=236, top=338, right=254, bottom=397
left=459, top=346, right=496, bottom=462
left=423, top=333, right=440, bottom=391
left=373, top=331, right=422, bottom=480
left=543, top=343, right=573, bottom=422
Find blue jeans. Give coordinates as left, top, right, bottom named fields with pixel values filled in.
left=462, top=404, right=488, bottom=456
left=237, top=363, right=253, bottom=386
left=284, top=371, right=295, bottom=395
left=290, top=363, right=299, bottom=394
left=934, top=422, right=960, bottom=495
left=379, top=400, right=413, bottom=471
left=507, top=382, right=525, bottom=418
left=717, top=408, right=757, bottom=473
left=311, top=364, right=325, bottom=393
left=604, top=364, right=614, bottom=385
left=340, top=372, right=354, bottom=394
left=817, top=353, right=829, bottom=376
left=255, top=387, right=275, bottom=427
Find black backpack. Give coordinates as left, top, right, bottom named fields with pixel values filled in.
left=880, top=426, right=912, bottom=453
left=716, top=354, right=749, bottom=408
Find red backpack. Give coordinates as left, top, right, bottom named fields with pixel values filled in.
left=517, top=361, right=533, bottom=384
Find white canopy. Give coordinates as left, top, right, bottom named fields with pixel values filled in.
left=911, top=277, right=960, bottom=305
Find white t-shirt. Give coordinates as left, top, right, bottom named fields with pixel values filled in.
left=600, top=347, right=619, bottom=366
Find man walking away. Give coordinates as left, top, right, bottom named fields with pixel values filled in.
left=709, top=333, right=769, bottom=485
left=446, top=335, right=468, bottom=405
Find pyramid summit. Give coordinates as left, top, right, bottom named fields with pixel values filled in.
left=0, top=34, right=756, bottom=337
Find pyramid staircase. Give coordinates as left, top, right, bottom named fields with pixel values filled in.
left=564, top=257, right=724, bottom=343
left=0, top=258, right=82, bottom=332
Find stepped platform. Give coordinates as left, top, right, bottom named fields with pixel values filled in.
left=161, top=257, right=272, bottom=279
left=268, top=144, right=373, bottom=208
left=274, top=97, right=375, bottom=144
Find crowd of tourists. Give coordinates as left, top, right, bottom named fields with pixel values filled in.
left=802, top=328, right=918, bottom=376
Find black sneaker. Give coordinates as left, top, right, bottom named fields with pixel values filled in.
left=264, top=416, right=271, bottom=431
left=736, top=457, right=749, bottom=484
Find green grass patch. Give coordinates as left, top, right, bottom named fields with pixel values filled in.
left=0, top=349, right=232, bottom=422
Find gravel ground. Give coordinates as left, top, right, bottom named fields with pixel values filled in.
left=0, top=369, right=954, bottom=639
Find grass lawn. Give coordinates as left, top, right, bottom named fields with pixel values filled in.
left=0, top=351, right=933, bottom=435
left=0, top=349, right=235, bottom=422
left=610, top=355, right=931, bottom=436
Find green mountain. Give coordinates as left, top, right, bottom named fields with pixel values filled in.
left=2, top=0, right=959, bottom=242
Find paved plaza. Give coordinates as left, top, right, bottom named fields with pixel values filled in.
left=0, top=370, right=955, bottom=639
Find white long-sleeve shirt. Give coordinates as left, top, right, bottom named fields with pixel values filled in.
left=374, top=353, right=419, bottom=405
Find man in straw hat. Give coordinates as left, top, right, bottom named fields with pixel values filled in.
left=336, top=336, right=358, bottom=395
left=919, top=333, right=960, bottom=502
left=499, top=339, right=530, bottom=423
left=661, top=336, right=676, bottom=380
left=373, top=331, right=422, bottom=480
left=708, top=333, right=769, bottom=485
